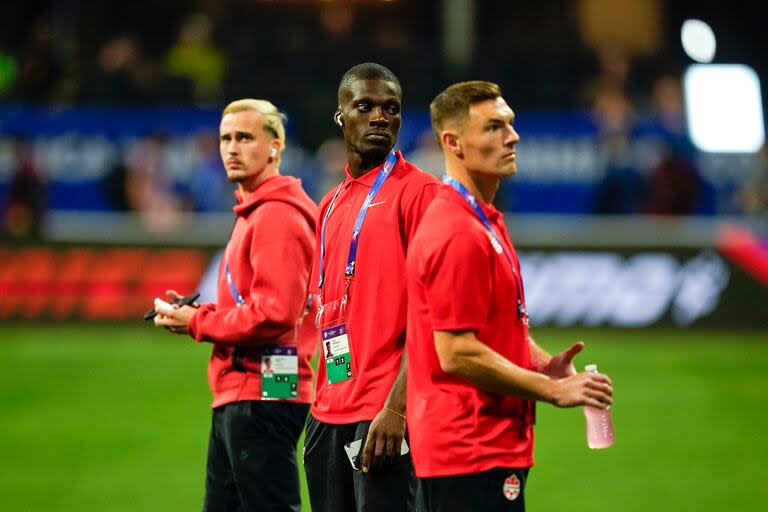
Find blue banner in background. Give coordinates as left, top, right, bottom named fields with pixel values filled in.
left=0, top=106, right=756, bottom=214
left=0, top=106, right=222, bottom=137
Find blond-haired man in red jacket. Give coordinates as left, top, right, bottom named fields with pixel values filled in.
left=153, top=98, right=317, bottom=512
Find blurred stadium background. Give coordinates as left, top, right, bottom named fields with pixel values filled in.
left=1, top=1, right=766, bottom=511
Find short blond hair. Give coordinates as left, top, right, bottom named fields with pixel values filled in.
left=222, top=99, right=287, bottom=164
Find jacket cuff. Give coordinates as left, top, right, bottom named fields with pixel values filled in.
left=188, top=304, right=214, bottom=342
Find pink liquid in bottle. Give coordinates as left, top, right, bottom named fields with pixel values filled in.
left=584, top=364, right=615, bottom=449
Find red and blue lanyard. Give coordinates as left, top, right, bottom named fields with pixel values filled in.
left=224, top=244, right=246, bottom=307
left=226, top=246, right=316, bottom=315
left=318, top=150, right=398, bottom=291
left=443, top=175, right=528, bottom=322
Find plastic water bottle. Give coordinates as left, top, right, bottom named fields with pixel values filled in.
left=584, top=364, right=615, bottom=449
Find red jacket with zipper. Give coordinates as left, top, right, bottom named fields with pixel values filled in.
left=189, top=175, right=318, bottom=408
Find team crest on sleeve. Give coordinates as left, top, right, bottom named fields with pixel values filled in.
left=487, top=232, right=504, bottom=254
left=502, top=474, right=521, bottom=501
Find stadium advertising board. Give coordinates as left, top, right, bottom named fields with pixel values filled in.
left=517, top=247, right=763, bottom=329
left=0, top=245, right=207, bottom=321
left=0, top=241, right=764, bottom=328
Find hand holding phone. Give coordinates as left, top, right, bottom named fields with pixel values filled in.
left=144, top=292, right=200, bottom=321
left=343, top=438, right=409, bottom=471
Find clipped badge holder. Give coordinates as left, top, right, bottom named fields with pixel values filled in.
left=260, top=346, right=299, bottom=400
left=317, top=288, right=354, bottom=385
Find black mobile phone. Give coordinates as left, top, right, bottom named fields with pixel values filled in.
left=143, top=293, right=200, bottom=321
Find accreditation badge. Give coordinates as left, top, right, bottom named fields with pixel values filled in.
left=261, top=346, right=298, bottom=399
left=322, top=323, right=353, bottom=383
left=317, top=297, right=354, bottom=384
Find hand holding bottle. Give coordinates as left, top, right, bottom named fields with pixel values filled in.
left=583, top=364, right=615, bottom=449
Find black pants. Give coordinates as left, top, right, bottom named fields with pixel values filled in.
left=420, top=468, right=530, bottom=512
left=203, top=401, right=310, bottom=512
left=303, top=416, right=419, bottom=512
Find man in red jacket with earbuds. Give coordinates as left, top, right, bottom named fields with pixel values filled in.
left=153, top=98, right=317, bottom=512
left=303, top=62, right=440, bottom=512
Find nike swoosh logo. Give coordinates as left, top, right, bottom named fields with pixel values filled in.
left=368, top=201, right=387, bottom=207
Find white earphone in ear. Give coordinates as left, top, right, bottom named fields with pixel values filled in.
left=334, top=109, right=343, bottom=127
left=270, top=147, right=277, bottom=158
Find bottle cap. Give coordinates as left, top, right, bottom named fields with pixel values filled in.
left=584, top=364, right=598, bottom=373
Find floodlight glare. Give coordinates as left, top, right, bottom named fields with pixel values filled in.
left=681, top=19, right=716, bottom=63
left=684, top=64, right=765, bottom=153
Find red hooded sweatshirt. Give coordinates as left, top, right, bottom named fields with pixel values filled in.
left=189, top=175, right=318, bottom=408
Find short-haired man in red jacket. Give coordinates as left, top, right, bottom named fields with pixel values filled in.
left=406, top=81, right=614, bottom=511
left=153, top=99, right=318, bottom=512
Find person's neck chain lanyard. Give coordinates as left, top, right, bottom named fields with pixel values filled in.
left=442, top=175, right=528, bottom=324
left=318, top=150, right=398, bottom=302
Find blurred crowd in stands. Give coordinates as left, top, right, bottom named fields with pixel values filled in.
left=1, top=1, right=767, bottom=239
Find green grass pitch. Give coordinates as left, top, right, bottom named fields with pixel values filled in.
left=0, top=324, right=766, bottom=511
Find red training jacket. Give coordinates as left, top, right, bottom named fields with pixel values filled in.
left=309, top=152, right=440, bottom=423
left=189, top=175, right=318, bottom=408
